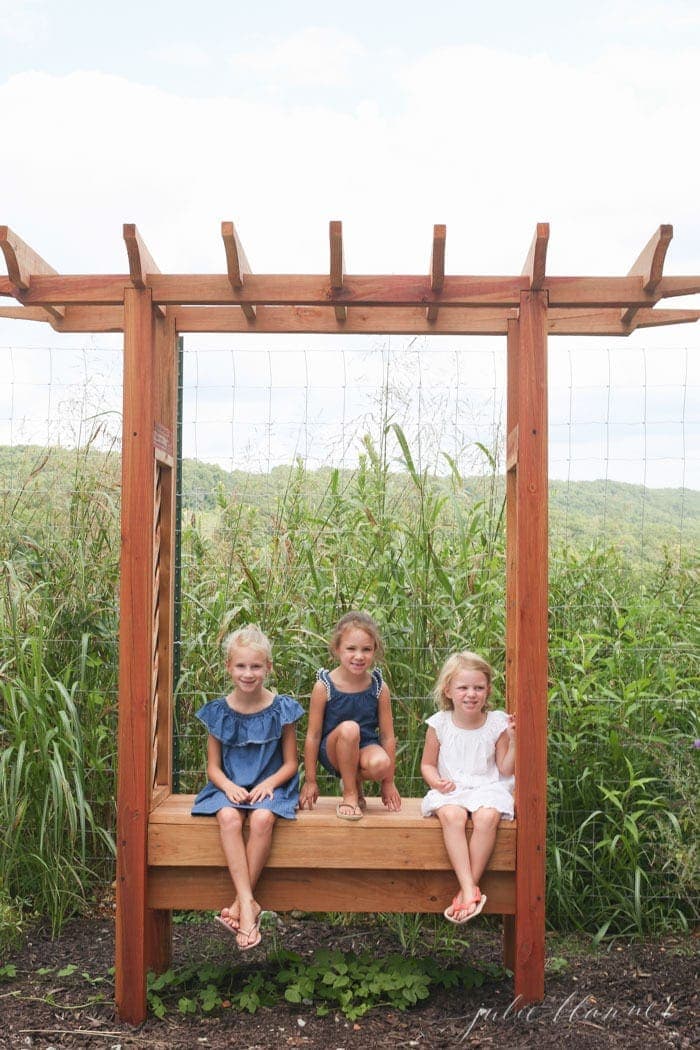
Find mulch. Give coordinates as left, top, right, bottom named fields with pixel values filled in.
left=1, top=912, right=697, bottom=1049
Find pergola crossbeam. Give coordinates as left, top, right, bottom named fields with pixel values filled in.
left=3, top=302, right=698, bottom=336
left=170, top=304, right=700, bottom=336
left=14, top=272, right=695, bottom=310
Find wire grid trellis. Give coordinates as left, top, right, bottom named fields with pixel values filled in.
left=0, top=340, right=698, bottom=916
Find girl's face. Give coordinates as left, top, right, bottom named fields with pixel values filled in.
left=334, top=627, right=376, bottom=678
left=226, top=645, right=271, bottom=694
left=444, top=668, right=491, bottom=715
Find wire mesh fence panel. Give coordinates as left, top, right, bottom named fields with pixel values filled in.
left=0, top=337, right=697, bottom=934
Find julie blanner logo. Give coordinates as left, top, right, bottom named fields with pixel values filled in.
left=462, top=993, right=677, bottom=1039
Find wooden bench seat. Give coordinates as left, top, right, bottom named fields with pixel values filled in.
left=147, top=794, right=516, bottom=915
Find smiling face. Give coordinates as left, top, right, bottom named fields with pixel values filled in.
left=444, top=667, right=491, bottom=716
left=226, top=645, right=271, bottom=695
left=334, top=626, right=376, bottom=679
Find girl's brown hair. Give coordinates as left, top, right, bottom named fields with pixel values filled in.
left=329, top=610, right=385, bottom=662
left=433, top=650, right=494, bottom=711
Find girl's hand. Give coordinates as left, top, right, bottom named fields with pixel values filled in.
left=225, top=782, right=250, bottom=804
left=381, top=779, right=402, bottom=811
left=299, top=780, right=319, bottom=809
left=435, top=777, right=456, bottom=794
left=506, top=713, right=516, bottom=741
left=248, top=778, right=275, bottom=803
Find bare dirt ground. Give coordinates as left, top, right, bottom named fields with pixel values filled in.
left=1, top=913, right=697, bottom=1049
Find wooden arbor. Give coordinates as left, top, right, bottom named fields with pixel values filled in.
left=2, top=220, right=698, bottom=1025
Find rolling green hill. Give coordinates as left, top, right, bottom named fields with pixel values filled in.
left=1, top=443, right=697, bottom=564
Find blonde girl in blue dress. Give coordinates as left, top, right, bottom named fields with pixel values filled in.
left=421, top=651, right=515, bottom=923
left=191, top=625, right=304, bottom=950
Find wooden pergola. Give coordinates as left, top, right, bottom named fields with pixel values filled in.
left=2, top=220, right=698, bottom=1025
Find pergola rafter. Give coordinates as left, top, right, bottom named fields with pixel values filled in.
left=1, top=220, right=698, bottom=1027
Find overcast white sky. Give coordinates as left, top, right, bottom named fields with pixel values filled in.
left=1, top=1, right=698, bottom=486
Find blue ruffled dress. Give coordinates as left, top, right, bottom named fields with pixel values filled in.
left=191, top=693, right=304, bottom=820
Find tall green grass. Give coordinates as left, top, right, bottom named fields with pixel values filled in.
left=0, top=443, right=118, bottom=951
left=0, top=431, right=697, bottom=946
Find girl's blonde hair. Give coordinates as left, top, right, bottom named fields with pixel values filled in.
left=433, top=650, right=494, bottom=711
left=329, top=610, right=385, bottom=662
left=222, top=623, right=273, bottom=665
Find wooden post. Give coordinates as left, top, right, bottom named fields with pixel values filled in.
left=146, top=309, right=179, bottom=975
left=116, top=287, right=155, bottom=1023
left=503, top=311, right=519, bottom=973
left=116, top=291, right=178, bottom=1022
left=505, top=292, right=548, bottom=1002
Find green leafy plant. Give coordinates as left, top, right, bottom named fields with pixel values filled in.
left=143, top=948, right=501, bottom=1020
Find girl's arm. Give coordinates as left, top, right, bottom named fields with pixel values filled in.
left=495, top=713, right=516, bottom=777
left=298, top=681, right=327, bottom=809
left=377, top=685, right=401, bottom=811
left=205, top=734, right=251, bottom=804
left=248, top=723, right=299, bottom=802
left=420, top=726, right=456, bottom=792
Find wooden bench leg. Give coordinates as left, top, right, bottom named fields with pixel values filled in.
left=512, top=913, right=545, bottom=1004
left=146, top=909, right=172, bottom=974
left=115, top=884, right=147, bottom=1024
left=502, top=913, right=516, bottom=972
left=502, top=911, right=545, bottom=1003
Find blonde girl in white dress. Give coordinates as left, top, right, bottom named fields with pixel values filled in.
left=420, top=651, right=515, bottom=923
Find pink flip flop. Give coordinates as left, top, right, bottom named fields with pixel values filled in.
left=444, top=888, right=487, bottom=924
left=236, top=911, right=262, bottom=952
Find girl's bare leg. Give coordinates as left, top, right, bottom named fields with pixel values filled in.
left=436, top=805, right=478, bottom=907
left=244, top=808, right=276, bottom=888
left=467, top=807, right=500, bottom=885
left=358, top=743, right=391, bottom=785
left=220, top=809, right=277, bottom=937
left=216, top=808, right=260, bottom=945
left=326, top=721, right=362, bottom=812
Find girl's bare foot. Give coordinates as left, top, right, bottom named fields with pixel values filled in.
left=340, top=777, right=365, bottom=809
left=220, top=902, right=239, bottom=931
left=236, top=901, right=262, bottom=951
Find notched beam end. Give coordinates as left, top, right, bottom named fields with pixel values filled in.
left=430, top=224, right=446, bottom=292
left=522, top=222, right=549, bottom=290
left=0, top=224, right=59, bottom=296
left=628, top=224, right=673, bottom=292
left=330, top=221, right=346, bottom=322
left=222, top=220, right=252, bottom=289
left=426, top=223, right=446, bottom=322
left=123, top=223, right=161, bottom=290
left=620, top=224, right=674, bottom=327
left=330, top=220, right=345, bottom=290
left=0, top=305, right=59, bottom=328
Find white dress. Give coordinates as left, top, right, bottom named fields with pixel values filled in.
left=421, top=709, right=514, bottom=819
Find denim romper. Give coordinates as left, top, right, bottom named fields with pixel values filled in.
left=316, top=667, right=382, bottom=776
